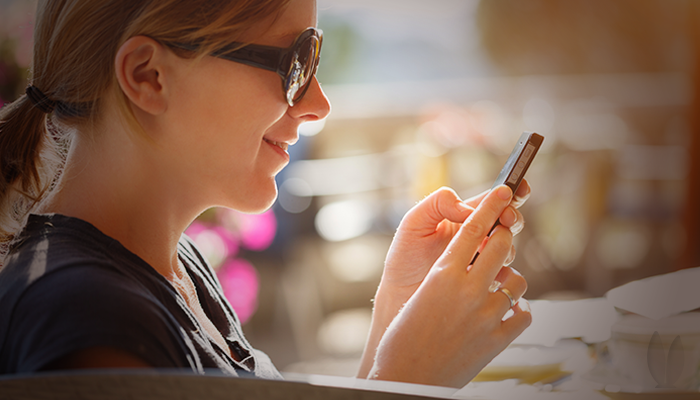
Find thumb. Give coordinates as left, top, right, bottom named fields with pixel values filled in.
left=400, top=187, right=473, bottom=234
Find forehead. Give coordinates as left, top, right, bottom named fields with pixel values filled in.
left=250, top=0, right=318, bottom=46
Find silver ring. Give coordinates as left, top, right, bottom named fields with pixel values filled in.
left=497, top=287, right=516, bottom=308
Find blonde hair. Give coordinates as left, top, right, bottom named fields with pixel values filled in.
left=0, top=0, right=291, bottom=259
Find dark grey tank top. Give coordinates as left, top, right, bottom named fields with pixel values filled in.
left=0, top=214, right=280, bottom=378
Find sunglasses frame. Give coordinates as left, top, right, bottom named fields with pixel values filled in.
left=168, top=28, right=322, bottom=106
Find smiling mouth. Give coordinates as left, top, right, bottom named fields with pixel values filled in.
left=263, top=138, right=289, bottom=151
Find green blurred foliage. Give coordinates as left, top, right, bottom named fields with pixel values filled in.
left=316, top=17, right=360, bottom=85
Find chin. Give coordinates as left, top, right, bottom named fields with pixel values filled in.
left=227, top=185, right=278, bottom=214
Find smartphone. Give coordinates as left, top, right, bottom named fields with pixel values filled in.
left=491, top=131, right=544, bottom=193
left=470, top=132, right=543, bottom=264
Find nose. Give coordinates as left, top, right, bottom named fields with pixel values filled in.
left=289, top=76, right=331, bottom=122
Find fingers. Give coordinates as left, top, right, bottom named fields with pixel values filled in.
left=469, top=224, right=513, bottom=285
left=500, top=299, right=532, bottom=342
left=498, top=206, right=524, bottom=235
left=463, top=189, right=489, bottom=209
left=401, top=187, right=474, bottom=233
left=504, top=245, right=516, bottom=266
left=468, top=181, right=529, bottom=236
left=441, top=186, right=513, bottom=274
left=467, top=179, right=530, bottom=210
left=490, top=266, right=527, bottom=315
left=511, top=179, right=531, bottom=209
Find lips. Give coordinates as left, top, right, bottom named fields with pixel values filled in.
left=263, top=137, right=289, bottom=151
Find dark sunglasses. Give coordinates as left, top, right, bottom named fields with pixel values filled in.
left=168, top=28, right=322, bottom=107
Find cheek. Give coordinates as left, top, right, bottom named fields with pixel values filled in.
left=168, top=65, right=285, bottom=153
left=174, top=57, right=285, bottom=127
left=204, top=58, right=285, bottom=112
left=161, top=57, right=290, bottom=201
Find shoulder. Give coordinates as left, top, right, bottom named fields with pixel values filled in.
left=1, top=214, right=134, bottom=287
left=0, top=214, right=166, bottom=321
left=1, top=214, right=171, bottom=307
left=17, top=263, right=158, bottom=313
left=0, top=217, right=196, bottom=373
left=0, top=263, right=196, bottom=373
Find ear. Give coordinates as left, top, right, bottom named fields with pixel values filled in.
left=115, top=36, right=168, bottom=115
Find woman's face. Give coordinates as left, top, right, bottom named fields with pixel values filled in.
left=157, top=0, right=330, bottom=213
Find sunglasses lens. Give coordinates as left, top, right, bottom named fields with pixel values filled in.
left=285, top=34, right=320, bottom=106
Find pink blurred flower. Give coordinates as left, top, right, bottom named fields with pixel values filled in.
left=185, top=222, right=239, bottom=269
left=217, top=208, right=277, bottom=251
left=186, top=208, right=272, bottom=324
left=217, top=258, right=259, bottom=325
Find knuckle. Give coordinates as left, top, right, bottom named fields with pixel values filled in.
left=433, top=186, right=457, bottom=201
left=462, top=219, right=487, bottom=238
left=484, top=200, right=504, bottom=217
left=429, top=187, right=460, bottom=214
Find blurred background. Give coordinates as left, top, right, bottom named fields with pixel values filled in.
left=1, top=0, right=698, bottom=378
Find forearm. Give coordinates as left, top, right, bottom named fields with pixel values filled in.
left=357, top=284, right=409, bottom=378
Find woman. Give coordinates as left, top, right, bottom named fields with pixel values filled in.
left=0, top=0, right=531, bottom=388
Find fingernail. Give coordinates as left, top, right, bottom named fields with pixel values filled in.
left=519, top=298, right=531, bottom=312
left=496, top=185, right=512, bottom=201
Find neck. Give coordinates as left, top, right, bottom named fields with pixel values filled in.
left=43, top=118, right=206, bottom=279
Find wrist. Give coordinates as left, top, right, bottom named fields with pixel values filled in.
left=358, top=283, right=413, bottom=379
left=373, top=284, right=410, bottom=320
left=374, top=278, right=420, bottom=306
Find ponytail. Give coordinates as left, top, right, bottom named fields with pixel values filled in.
left=0, top=92, right=65, bottom=253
